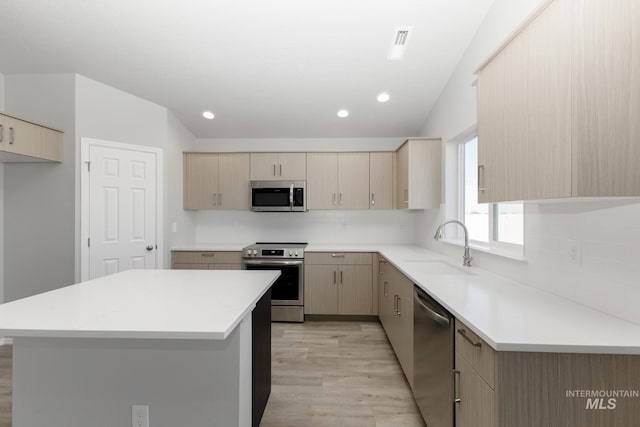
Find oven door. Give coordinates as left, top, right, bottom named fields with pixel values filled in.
left=243, top=259, right=304, bottom=306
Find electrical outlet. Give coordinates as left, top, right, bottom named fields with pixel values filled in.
left=132, top=405, right=149, bottom=427
left=568, top=239, right=581, bottom=265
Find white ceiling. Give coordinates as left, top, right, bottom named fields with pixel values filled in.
left=0, top=0, right=494, bottom=138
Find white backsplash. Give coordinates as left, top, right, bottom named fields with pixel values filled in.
left=195, top=210, right=418, bottom=245
left=419, top=199, right=640, bottom=326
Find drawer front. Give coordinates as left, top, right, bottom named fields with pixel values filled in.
left=455, top=319, right=496, bottom=389
left=305, top=252, right=373, bottom=265
left=172, top=263, right=208, bottom=270
left=172, top=251, right=242, bottom=265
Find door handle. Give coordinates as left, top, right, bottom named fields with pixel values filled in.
left=457, top=328, right=482, bottom=347
left=383, top=281, right=388, bottom=296
left=212, top=193, right=217, bottom=206
left=9, top=127, right=15, bottom=145
left=339, top=193, right=343, bottom=206
left=340, top=270, right=343, bottom=284
left=146, top=245, right=154, bottom=251
left=332, top=193, right=336, bottom=206
left=478, top=165, right=486, bottom=192
left=454, top=370, right=461, bottom=404
left=397, top=297, right=401, bottom=316
left=333, top=270, right=337, bottom=284
left=371, top=193, right=375, bottom=206
left=394, top=295, right=398, bottom=314
left=279, top=164, right=282, bottom=176
left=273, top=164, right=276, bottom=176
left=0, top=124, right=3, bottom=142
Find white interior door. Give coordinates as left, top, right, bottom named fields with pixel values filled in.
left=83, top=140, right=161, bottom=280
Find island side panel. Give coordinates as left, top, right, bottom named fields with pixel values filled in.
left=12, top=329, right=249, bottom=427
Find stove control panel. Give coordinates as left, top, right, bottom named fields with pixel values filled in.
left=244, top=246, right=305, bottom=258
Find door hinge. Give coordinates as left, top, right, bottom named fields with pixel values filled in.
left=87, top=237, right=90, bottom=247
left=86, top=161, right=91, bottom=172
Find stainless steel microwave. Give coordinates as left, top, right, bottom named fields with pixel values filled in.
left=250, top=180, right=306, bottom=212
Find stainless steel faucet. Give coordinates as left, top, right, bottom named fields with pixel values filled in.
left=433, top=220, right=473, bottom=267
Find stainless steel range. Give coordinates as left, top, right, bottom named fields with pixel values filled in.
left=242, top=242, right=307, bottom=322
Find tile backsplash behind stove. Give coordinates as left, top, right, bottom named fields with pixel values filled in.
left=195, top=210, right=418, bottom=245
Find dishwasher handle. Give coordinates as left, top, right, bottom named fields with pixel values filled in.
left=414, top=289, right=451, bottom=327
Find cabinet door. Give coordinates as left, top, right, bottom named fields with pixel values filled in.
left=477, top=31, right=528, bottom=203
left=395, top=272, right=414, bottom=389
left=3, top=116, right=40, bottom=159
left=337, top=265, right=373, bottom=315
left=455, top=352, right=495, bottom=427
left=337, top=152, right=370, bottom=210
left=369, top=152, right=394, bottom=209
left=306, top=153, right=338, bottom=209
left=573, top=0, right=640, bottom=197
left=0, top=115, right=5, bottom=152
left=524, top=0, right=572, bottom=200
left=278, top=152, right=306, bottom=180
left=184, top=153, right=219, bottom=209
left=396, top=143, right=409, bottom=208
left=378, top=257, right=393, bottom=333
left=304, top=264, right=338, bottom=314
left=250, top=153, right=279, bottom=180
left=218, top=153, right=250, bottom=209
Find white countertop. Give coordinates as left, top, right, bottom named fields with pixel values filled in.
left=176, top=242, right=640, bottom=354
left=0, top=269, right=279, bottom=340
left=376, top=245, right=640, bottom=355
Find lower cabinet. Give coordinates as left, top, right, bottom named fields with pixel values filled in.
left=171, top=251, right=242, bottom=270
left=377, top=255, right=414, bottom=389
left=304, top=252, right=374, bottom=315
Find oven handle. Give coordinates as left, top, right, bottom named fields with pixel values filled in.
left=243, top=259, right=304, bottom=266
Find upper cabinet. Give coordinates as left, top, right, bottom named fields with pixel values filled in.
left=369, top=152, right=394, bottom=210
left=183, top=152, right=250, bottom=210
left=307, top=152, right=370, bottom=210
left=250, top=152, right=306, bottom=181
left=0, top=113, right=63, bottom=162
left=476, top=0, right=640, bottom=202
left=395, top=138, right=441, bottom=210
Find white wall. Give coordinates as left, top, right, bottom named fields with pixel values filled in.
left=0, top=72, right=4, bottom=303
left=4, top=74, right=77, bottom=302
left=417, top=0, right=640, bottom=325
left=166, top=112, right=197, bottom=254
left=75, top=75, right=173, bottom=272
left=195, top=137, right=406, bottom=152
left=196, top=210, right=418, bottom=245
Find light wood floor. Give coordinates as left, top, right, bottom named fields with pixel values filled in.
left=0, top=322, right=424, bottom=427
left=260, top=321, right=425, bottom=427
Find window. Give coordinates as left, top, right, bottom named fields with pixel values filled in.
left=443, top=132, right=524, bottom=257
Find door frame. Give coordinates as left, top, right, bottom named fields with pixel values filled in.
left=80, top=137, right=164, bottom=282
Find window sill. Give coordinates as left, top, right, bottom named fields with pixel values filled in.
left=438, top=238, right=526, bottom=262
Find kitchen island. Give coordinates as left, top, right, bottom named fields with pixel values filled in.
left=0, top=269, right=279, bottom=427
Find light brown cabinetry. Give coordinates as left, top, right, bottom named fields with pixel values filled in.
left=477, top=0, right=640, bottom=202
left=0, top=113, right=63, bottom=162
left=369, top=152, right=394, bottom=209
left=395, top=138, right=441, bottom=209
left=304, top=252, right=374, bottom=315
left=454, top=317, right=640, bottom=427
left=250, top=152, right=306, bottom=180
left=171, top=250, right=242, bottom=270
left=183, top=153, right=250, bottom=210
left=377, top=256, right=414, bottom=389
left=306, top=152, right=370, bottom=210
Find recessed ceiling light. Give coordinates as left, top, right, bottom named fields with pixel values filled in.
left=202, top=111, right=215, bottom=120
left=377, top=93, right=390, bottom=103
left=337, top=109, right=349, bottom=118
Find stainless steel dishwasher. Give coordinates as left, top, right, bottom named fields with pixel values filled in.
left=413, top=285, right=455, bottom=427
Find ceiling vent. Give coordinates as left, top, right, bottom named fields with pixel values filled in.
left=388, top=26, right=413, bottom=60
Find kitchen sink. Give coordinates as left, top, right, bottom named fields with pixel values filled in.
left=402, top=260, right=476, bottom=276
